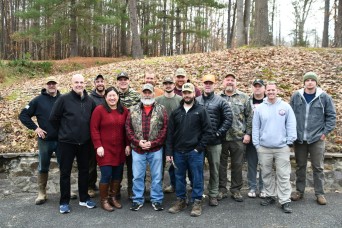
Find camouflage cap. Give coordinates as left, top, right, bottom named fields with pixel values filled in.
left=163, top=76, right=174, bottom=83
left=182, top=83, right=195, bottom=93
left=142, top=83, right=154, bottom=92
left=225, top=72, right=237, bottom=79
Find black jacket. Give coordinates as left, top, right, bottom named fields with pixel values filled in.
left=165, top=100, right=212, bottom=156
left=196, top=92, right=232, bottom=145
left=19, top=89, right=61, bottom=140
left=89, top=89, right=105, bottom=106
left=49, top=90, right=96, bottom=145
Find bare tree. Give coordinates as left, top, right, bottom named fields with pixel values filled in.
left=322, top=0, right=330, bottom=47
left=252, top=0, right=270, bottom=46
left=128, top=0, right=143, bottom=59
left=292, top=0, right=314, bottom=46
left=334, top=0, right=342, bottom=47
left=236, top=0, right=244, bottom=46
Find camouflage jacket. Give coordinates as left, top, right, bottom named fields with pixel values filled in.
left=118, top=88, right=141, bottom=109
left=219, top=89, right=252, bottom=141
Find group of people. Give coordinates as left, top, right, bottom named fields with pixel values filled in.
left=19, top=68, right=336, bottom=216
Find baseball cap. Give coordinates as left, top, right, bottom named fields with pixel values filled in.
left=225, top=72, right=237, bottom=79
left=182, top=83, right=195, bottom=93
left=163, top=76, right=174, bottom=84
left=253, top=79, right=265, bottom=86
left=46, top=76, right=58, bottom=84
left=117, top=72, right=129, bottom=80
left=142, top=83, right=154, bottom=92
left=94, top=74, right=104, bottom=81
left=175, top=68, right=186, bottom=76
left=202, top=74, right=216, bottom=83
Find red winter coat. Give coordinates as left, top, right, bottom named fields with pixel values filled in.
left=90, top=105, right=129, bottom=166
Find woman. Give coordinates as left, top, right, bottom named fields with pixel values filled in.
left=90, top=87, right=130, bottom=212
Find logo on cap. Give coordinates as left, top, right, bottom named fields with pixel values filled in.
left=175, top=68, right=186, bottom=76
left=117, top=72, right=129, bottom=80
left=253, top=79, right=265, bottom=86
left=163, top=76, right=174, bottom=84
left=182, top=83, right=195, bottom=93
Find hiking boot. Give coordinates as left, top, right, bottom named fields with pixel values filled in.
left=209, top=197, right=218, bottom=206
left=152, top=202, right=164, bottom=211
left=163, top=185, right=175, bottom=193
left=88, top=189, right=96, bottom=198
left=217, top=191, right=228, bottom=201
left=130, top=202, right=143, bottom=211
left=281, top=202, right=293, bottom=213
left=231, top=192, right=244, bottom=202
left=190, top=199, right=202, bottom=217
left=168, top=198, right=187, bottom=214
left=290, top=191, right=303, bottom=201
left=35, top=173, right=48, bottom=205
left=260, top=196, right=276, bottom=206
left=317, top=195, right=327, bottom=205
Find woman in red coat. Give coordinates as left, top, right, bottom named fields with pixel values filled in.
left=90, top=86, right=130, bottom=212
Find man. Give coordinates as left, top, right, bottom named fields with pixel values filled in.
left=19, top=76, right=61, bottom=205
left=144, top=71, right=164, bottom=97
left=155, top=76, right=182, bottom=193
left=218, top=72, right=252, bottom=202
left=174, top=68, right=201, bottom=97
left=290, top=72, right=336, bottom=205
left=196, top=74, right=232, bottom=206
left=116, top=71, right=141, bottom=199
left=88, top=74, right=106, bottom=198
left=125, top=83, right=168, bottom=211
left=246, top=79, right=266, bottom=198
left=50, top=74, right=97, bottom=214
left=252, top=82, right=297, bottom=213
left=166, top=83, right=212, bottom=217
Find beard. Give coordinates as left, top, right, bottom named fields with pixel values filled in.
left=184, top=97, right=194, bottom=104
left=141, top=97, right=155, bottom=106
left=96, top=86, right=105, bottom=93
left=165, top=89, right=173, bottom=93
left=225, top=86, right=234, bottom=92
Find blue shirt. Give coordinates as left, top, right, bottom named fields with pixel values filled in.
left=303, top=91, right=315, bottom=104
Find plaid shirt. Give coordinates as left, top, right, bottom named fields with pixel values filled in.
left=126, top=103, right=168, bottom=154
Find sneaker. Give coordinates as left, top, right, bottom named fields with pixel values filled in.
left=281, top=202, right=293, bottom=213
left=209, top=197, right=218, bottom=206
left=190, top=199, right=202, bottom=217
left=59, top=204, right=70, bottom=214
left=260, top=196, right=276, bottom=206
left=259, top=191, right=266, bottom=199
left=247, top=190, right=256, bottom=198
left=163, top=185, right=175, bottom=193
left=168, top=198, right=187, bottom=214
left=317, top=195, right=327, bottom=205
left=79, top=200, right=96, bottom=209
left=290, top=191, right=303, bottom=201
left=231, top=192, right=244, bottom=202
left=152, top=202, right=164, bottom=211
left=88, top=189, right=96, bottom=198
left=217, top=191, right=228, bottom=201
left=130, top=202, right=143, bottom=211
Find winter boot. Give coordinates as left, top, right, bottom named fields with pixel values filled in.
left=99, top=183, right=114, bottom=212
left=109, top=181, right=122, bottom=209
left=35, top=173, right=48, bottom=205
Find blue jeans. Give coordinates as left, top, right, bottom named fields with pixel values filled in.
left=246, top=143, right=263, bottom=191
left=132, top=149, right=163, bottom=204
left=38, top=138, right=59, bottom=173
left=99, top=164, right=124, bottom=184
left=174, top=150, right=204, bottom=201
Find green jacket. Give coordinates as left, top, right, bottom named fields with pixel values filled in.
left=219, top=89, right=252, bottom=141
left=118, top=88, right=141, bottom=109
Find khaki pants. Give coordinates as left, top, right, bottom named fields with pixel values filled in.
left=258, top=146, right=291, bottom=205
left=206, top=144, right=222, bottom=197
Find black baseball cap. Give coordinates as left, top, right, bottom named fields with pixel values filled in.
left=94, top=74, right=104, bottom=81
left=253, top=79, right=265, bottom=86
left=117, top=72, right=129, bottom=80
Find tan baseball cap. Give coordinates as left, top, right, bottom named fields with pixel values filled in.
left=142, top=83, right=154, bottom=92
left=202, top=74, right=216, bottom=83
left=225, top=72, right=237, bottom=79
left=46, top=76, right=58, bottom=84
left=182, top=83, right=195, bottom=93
left=175, top=68, right=186, bottom=76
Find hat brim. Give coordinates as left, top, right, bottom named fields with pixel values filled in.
left=182, top=89, right=194, bottom=93
left=253, top=82, right=264, bottom=86
left=47, top=81, right=57, bottom=84
left=117, top=76, right=129, bottom=80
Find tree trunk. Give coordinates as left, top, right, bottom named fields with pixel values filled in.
left=128, top=0, right=143, bottom=59
left=175, top=7, right=181, bottom=54
left=322, top=0, right=330, bottom=47
left=70, top=0, right=78, bottom=57
left=253, top=0, right=270, bottom=46
left=244, top=0, right=251, bottom=45
left=334, top=0, right=342, bottom=47
left=236, top=0, right=244, bottom=47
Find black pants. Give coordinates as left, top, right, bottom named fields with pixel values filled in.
left=59, top=141, right=90, bottom=205
left=88, top=144, right=97, bottom=189
left=126, top=154, right=133, bottom=191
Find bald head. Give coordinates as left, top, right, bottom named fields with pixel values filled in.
left=72, top=74, right=85, bottom=96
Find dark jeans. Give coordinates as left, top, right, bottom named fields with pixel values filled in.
left=246, top=143, right=263, bottom=191
left=219, top=140, right=245, bottom=193
left=88, top=145, right=98, bottom=189
left=174, top=150, right=204, bottom=201
left=59, top=141, right=90, bottom=205
left=125, top=154, right=133, bottom=191
left=37, top=138, right=60, bottom=173
left=99, top=164, right=124, bottom=184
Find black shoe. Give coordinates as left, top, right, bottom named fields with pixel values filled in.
left=260, top=197, right=276, bottom=206
left=130, top=202, right=143, bottom=211
left=152, top=202, right=164, bottom=211
left=281, top=202, right=292, bottom=213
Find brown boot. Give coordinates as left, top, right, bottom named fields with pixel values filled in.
left=190, top=199, right=202, bottom=217
left=109, top=181, right=122, bottom=209
left=35, top=173, right=48, bottom=205
left=99, top=183, right=114, bottom=212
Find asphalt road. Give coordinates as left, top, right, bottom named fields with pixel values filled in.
left=1, top=191, right=342, bottom=228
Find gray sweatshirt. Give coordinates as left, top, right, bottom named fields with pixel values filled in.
left=252, top=97, right=297, bottom=149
